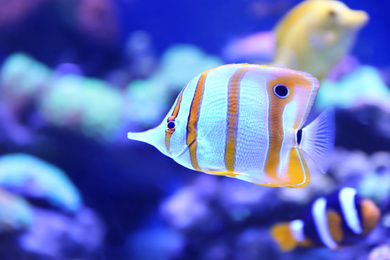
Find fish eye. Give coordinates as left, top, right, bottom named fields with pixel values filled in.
left=273, top=84, right=289, bottom=98
left=167, top=121, right=176, bottom=133
left=328, top=10, right=337, bottom=18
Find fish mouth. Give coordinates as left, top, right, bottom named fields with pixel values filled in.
left=344, top=11, right=369, bottom=29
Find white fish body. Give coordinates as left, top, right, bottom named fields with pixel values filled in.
left=128, top=64, right=335, bottom=188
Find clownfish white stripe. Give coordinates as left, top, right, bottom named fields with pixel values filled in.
left=225, top=67, right=251, bottom=172
left=312, top=197, right=338, bottom=249
left=290, top=219, right=305, bottom=242
left=339, top=187, right=363, bottom=234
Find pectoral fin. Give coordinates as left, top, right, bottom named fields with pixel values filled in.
left=300, top=108, right=335, bottom=174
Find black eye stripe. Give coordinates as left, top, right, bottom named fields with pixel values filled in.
left=273, top=84, right=289, bottom=98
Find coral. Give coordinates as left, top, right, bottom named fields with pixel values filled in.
left=160, top=186, right=210, bottom=230
left=0, top=46, right=221, bottom=139
left=40, top=74, right=125, bottom=140
left=0, top=45, right=223, bottom=140
left=125, top=44, right=223, bottom=128
left=19, top=207, right=104, bottom=259
left=156, top=146, right=390, bottom=259
left=0, top=153, right=82, bottom=213
left=158, top=44, right=223, bottom=89
left=222, top=31, right=275, bottom=63
left=325, top=55, right=361, bottom=82
left=316, top=66, right=390, bottom=111
left=368, top=244, right=390, bottom=260
left=359, top=171, right=390, bottom=205
left=124, top=74, right=171, bottom=128
left=0, top=53, right=53, bottom=145
left=0, top=188, right=33, bottom=232
left=0, top=53, right=128, bottom=142
left=0, top=154, right=104, bottom=259
left=325, top=148, right=390, bottom=207
left=160, top=175, right=220, bottom=230
left=160, top=174, right=278, bottom=234
left=0, top=53, right=52, bottom=99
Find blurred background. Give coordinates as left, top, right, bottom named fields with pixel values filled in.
left=0, top=0, right=390, bottom=259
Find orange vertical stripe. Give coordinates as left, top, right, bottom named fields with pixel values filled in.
left=263, top=70, right=316, bottom=185
left=165, top=87, right=186, bottom=153
left=186, top=71, right=209, bottom=171
left=264, top=77, right=295, bottom=179
left=225, top=67, right=250, bottom=172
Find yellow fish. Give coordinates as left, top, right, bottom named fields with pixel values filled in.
left=273, top=0, right=368, bottom=81
left=127, top=64, right=335, bottom=188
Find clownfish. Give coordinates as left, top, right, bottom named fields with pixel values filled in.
left=127, top=64, right=335, bottom=188
left=271, top=187, right=381, bottom=251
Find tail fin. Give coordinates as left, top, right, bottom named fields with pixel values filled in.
left=270, top=222, right=298, bottom=251
left=299, top=108, right=335, bottom=173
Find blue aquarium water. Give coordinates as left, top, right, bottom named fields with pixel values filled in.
left=0, top=0, right=389, bottom=259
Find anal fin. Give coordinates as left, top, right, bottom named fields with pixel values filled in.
left=201, top=169, right=241, bottom=178
left=263, top=147, right=310, bottom=188
left=281, top=147, right=311, bottom=188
